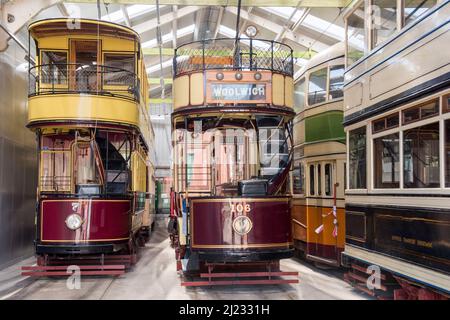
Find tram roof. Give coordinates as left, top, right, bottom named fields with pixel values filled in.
left=28, top=18, right=140, bottom=42
left=295, top=42, right=345, bottom=80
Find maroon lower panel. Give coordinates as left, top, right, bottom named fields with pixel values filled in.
left=190, top=197, right=292, bottom=248
left=306, top=242, right=343, bottom=262
left=40, top=199, right=131, bottom=242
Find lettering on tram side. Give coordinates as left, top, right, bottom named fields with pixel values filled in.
left=178, top=304, right=270, bottom=318
left=210, top=83, right=266, bottom=101
left=391, top=235, right=433, bottom=248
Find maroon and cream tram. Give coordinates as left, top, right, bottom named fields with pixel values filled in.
left=168, top=37, right=298, bottom=285
left=22, top=19, right=156, bottom=276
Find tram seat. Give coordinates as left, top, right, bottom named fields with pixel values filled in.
left=76, top=184, right=102, bottom=195
left=215, top=183, right=239, bottom=197
left=238, top=179, right=268, bottom=196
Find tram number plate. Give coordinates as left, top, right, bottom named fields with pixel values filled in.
left=209, top=83, right=266, bottom=102
left=230, top=202, right=251, bottom=214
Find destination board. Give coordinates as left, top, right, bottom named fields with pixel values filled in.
left=208, top=83, right=267, bottom=103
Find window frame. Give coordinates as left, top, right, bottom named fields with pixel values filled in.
left=365, top=92, right=450, bottom=193
left=39, top=49, right=69, bottom=86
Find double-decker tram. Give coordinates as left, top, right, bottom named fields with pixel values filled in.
left=342, top=1, right=449, bottom=299
left=22, top=19, right=156, bottom=276
left=291, top=43, right=346, bottom=267
left=168, top=37, right=299, bottom=286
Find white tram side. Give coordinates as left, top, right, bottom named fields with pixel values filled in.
left=342, top=0, right=450, bottom=299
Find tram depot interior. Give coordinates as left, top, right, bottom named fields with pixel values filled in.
left=0, top=0, right=448, bottom=301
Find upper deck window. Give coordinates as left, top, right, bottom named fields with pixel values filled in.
left=371, top=0, right=398, bottom=48
left=104, top=54, right=135, bottom=86
left=346, top=2, right=365, bottom=67
left=41, top=51, right=68, bottom=84
left=308, top=68, right=327, bottom=105
left=404, top=0, right=437, bottom=26
left=328, top=65, right=344, bottom=100
left=294, top=78, right=306, bottom=113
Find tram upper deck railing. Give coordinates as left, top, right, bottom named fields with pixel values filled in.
left=174, top=38, right=294, bottom=77
left=28, top=63, right=140, bottom=102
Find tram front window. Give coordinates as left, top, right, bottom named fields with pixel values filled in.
left=74, top=142, right=103, bottom=195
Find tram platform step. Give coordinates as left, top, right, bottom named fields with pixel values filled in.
left=21, top=264, right=126, bottom=277
left=181, top=265, right=299, bottom=286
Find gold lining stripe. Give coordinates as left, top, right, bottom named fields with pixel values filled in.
left=192, top=242, right=294, bottom=249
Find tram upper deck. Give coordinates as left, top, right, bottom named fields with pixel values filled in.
left=27, top=19, right=152, bottom=146
left=293, top=43, right=345, bottom=155
left=343, top=0, right=449, bottom=127
left=171, top=38, right=295, bottom=119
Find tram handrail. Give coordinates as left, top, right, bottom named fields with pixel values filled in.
left=174, top=38, right=294, bottom=77
left=28, top=63, right=140, bottom=102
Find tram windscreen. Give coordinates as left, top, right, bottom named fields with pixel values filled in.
left=174, top=116, right=291, bottom=195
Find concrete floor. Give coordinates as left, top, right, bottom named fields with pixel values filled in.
left=0, top=219, right=368, bottom=300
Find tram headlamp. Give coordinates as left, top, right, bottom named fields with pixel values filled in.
left=235, top=72, right=243, bottom=80
left=254, top=72, right=262, bottom=81
left=65, top=214, right=83, bottom=230
left=245, top=25, right=258, bottom=38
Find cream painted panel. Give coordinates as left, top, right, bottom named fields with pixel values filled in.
left=344, top=82, right=363, bottom=110
left=272, top=74, right=285, bottom=106
left=190, top=73, right=204, bottom=105
left=174, top=75, right=189, bottom=109
left=369, top=30, right=450, bottom=100
left=285, top=76, right=294, bottom=108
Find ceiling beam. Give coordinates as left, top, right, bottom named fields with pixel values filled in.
left=133, top=5, right=198, bottom=34
left=120, top=4, right=131, bottom=27
left=0, top=0, right=60, bottom=51
left=225, top=7, right=330, bottom=52
left=149, top=78, right=173, bottom=84
left=171, top=5, right=178, bottom=48
left=68, top=1, right=352, bottom=7
left=213, top=7, right=224, bottom=39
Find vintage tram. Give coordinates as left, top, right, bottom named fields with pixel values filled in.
left=168, top=37, right=298, bottom=285
left=291, top=43, right=346, bottom=267
left=23, top=19, right=156, bottom=275
left=342, top=0, right=449, bottom=299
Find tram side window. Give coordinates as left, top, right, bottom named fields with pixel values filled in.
left=325, top=163, right=332, bottom=196
left=41, top=51, right=68, bottom=84
left=308, top=68, right=327, bottom=105
left=403, top=122, right=440, bottom=188
left=40, top=136, right=72, bottom=192
left=371, top=0, right=398, bottom=48
left=373, top=133, right=400, bottom=188
left=292, top=163, right=305, bottom=195
left=309, top=164, right=315, bottom=196
left=404, top=0, right=437, bottom=26
left=349, top=127, right=367, bottom=189
left=346, top=2, right=365, bottom=66
left=103, top=54, right=135, bottom=86
left=317, top=164, right=322, bottom=196
left=329, top=65, right=344, bottom=100
left=294, top=78, right=306, bottom=113
left=446, top=120, right=450, bottom=187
